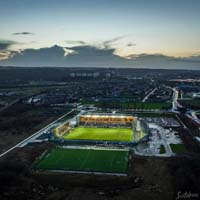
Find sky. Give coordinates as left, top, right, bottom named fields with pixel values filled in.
left=0, top=0, right=200, bottom=66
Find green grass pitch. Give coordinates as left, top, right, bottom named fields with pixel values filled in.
left=63, top=127, right=134, bottom=142
left=35, top=147, right=129, bottom=173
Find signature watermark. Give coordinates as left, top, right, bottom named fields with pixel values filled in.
left=176, top=191, right=199, bottom=200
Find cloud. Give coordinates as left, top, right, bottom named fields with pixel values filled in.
left=68, top=45, right=115, bottom=54
left=65, top=40, right=87, bottom=45
left=0, top=45, right=123, bottom=67
left=65, top=36, right=136, bottom=53
left=0, top=52, right=9, bottom=60
left=102, top=36, right=126, bottom=49
left=127, top=42, right=136, bottom=47
left=63, top=47, right=77, bottom=56
left=0, top=50, right=18, bottom=60
left=170, top=55, right=200, bottom=63
left=0, top=45, right=66, bottom=66
left=12, top=32, right=34, bottom=35
left=0, top=40, right=17, bottom=50
left=64, top=37, right=124, bottom=51
left=0, top=44, right=200, bottom=70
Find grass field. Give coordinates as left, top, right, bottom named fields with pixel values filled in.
left=80, top=100, right=171, bottom=110
left=64, top=127, right=134, bottom=142
left=179, top=99, right=200, bottom=109
left=159, top=145, right=166, bottom=154
left=35, top=147, right=129, bottom=173
left=170, top=144, right=187, bottom=153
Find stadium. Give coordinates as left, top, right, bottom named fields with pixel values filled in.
left=34, top=112, right=149, bottom=175
left=53, top=113, right=148, bottom=144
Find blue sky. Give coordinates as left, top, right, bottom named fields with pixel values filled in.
left=0, top=0, right=200, bottom=59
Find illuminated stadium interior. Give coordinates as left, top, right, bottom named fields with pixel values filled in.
left=53, top=113, right=148, bottom=144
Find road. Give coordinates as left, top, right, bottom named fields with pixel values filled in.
left=169, top=86, right=200, bottom=127
left=170, top=86, right=200, bottom=125
left=0, top=98, right=20, bottom=113
left=159, top=126, right=173, bottom=155
left=186, top=110, right=200, bottom=125
left=166, top=87, right=183, bottom=111
left=172, top=87, right=179, bottom=111
left=0, top=109, right=77, bottom=158
left=142, top=88, right=157, bottom=102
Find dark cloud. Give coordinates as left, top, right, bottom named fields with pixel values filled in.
left=0, top=45, right=123, bottom=67
left=0, top=40, right=17, bottom=50
left=12, top=32, right=34, bottom=35
left=102, top=36, right=126, bottom=49
left=0, top=44, right=200, bottom=70
left=65, top=36, right=135, bottom=51
left=127, top=42, right=136, bottom=47
left=68, top=45, right=115, bottom=55
left=171, top=56, right=200, bottom=63
left=65, top=40, right=86, bottom=45
left=0, top=45, right=66, bottom=66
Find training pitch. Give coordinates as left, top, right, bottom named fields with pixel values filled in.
left=63, top=127, right=134, bottom=142
left=35, top=147, right=129, bottom=173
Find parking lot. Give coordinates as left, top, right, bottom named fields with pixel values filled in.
left=143, top=117, right=180, bottom=127
left=135, top=117, right=182, bottom=157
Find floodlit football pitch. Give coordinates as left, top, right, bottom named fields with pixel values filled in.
left=63, top=127, right=134, bottom=142
left=35, top=147, right=129, bottom=174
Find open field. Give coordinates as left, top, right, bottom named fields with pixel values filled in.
left=179, top=99, right=200, bottom=109
left=34, top=147, right=129, bottom=173
left=64, top=127, right=134, bottom=142
left=0, top=102, right=70, bottom=154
